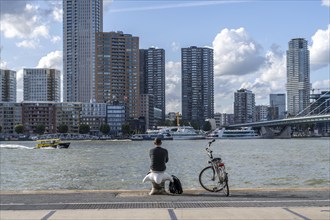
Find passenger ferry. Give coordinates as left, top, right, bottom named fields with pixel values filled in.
left=207, top=127, right=261, bottom=139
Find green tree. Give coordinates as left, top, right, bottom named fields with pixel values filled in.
left=58, top=124, right=69, bottom=133
left=35, top=124, right=45, bottom=135
left=79, top=124, right=90, bottom=134
left=100, top=124, right=110, bottom=135
left=203, top=121, right=212, bottom=132
left=122, top=123, right=130, bottom=136
left=14, top=124, right=25, bottom=134
left=191, top=121, right=200, bottom=130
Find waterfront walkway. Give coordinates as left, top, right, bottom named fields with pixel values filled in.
left=1, top=188, right=329, bottom=220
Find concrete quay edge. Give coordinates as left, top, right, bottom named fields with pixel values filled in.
left=1, top=188, right=329, bottom=220
left=1, top=187, right=329, bottom=195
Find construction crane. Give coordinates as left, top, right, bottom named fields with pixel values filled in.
left=176, top=112, right=180, bottom=126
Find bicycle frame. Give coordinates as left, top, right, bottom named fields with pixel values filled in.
left=199, top=139, right=229, bottom=195
left=206, top=141, right=225, bottom=184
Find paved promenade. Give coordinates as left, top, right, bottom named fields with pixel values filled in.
left=1, top=188, right=329, bottom=220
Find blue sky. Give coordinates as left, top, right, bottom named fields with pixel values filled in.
left=0, top=0, right=329, bottom=113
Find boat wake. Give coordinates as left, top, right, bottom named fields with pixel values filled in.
left=0, top=144, right=34, bottom=150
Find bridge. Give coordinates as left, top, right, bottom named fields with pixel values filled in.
left=226, top=114, right=330, bottom=138
left=228, top=114, right=330, bottom=128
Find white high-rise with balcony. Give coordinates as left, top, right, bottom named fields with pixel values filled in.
left=63, top=0, right=103, bottom=103
left=23, top=68, right=61, bottom=102
left=286, top=38, right=311, bottom=116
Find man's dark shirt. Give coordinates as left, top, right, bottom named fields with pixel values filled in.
left=149, top=146, right=168, bottom=171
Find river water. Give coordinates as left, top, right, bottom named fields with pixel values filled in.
left=0, top=138, right=329, bottom=191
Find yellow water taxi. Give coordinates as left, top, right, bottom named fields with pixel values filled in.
left=35, top=139, right=70, bottom=149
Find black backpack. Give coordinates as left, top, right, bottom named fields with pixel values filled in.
left=169, top=175, right=183, bottom=194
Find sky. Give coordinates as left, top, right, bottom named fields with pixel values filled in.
left=0, top=0, right=329, bottom=114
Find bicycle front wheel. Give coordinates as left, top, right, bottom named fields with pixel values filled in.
left=199, top=166, right=222, bottom=192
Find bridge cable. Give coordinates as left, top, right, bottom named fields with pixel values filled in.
left=295, top=91, right=330, bottom=117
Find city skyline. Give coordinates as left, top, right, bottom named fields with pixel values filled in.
left=0, top=0, right=329, bottom=113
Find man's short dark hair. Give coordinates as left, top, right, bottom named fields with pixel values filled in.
left=154, top=137, right=162, bottom=145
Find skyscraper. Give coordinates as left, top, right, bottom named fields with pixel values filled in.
left=234, top=89, right=255, bottom=124
left=269, top=93, right=286, bottom=119
left=23, top=68, right=61, bottom=102
left=286, top=38, right=311, bottom=116
left=0, top=69, right=16, bottom=102
left=95, top=31, right=140, bottom=119
left=181, top=46, right=214, bottom=126
left=63, top=0, right=103, bottom=103
left=139, top=48, right=165, bottom=122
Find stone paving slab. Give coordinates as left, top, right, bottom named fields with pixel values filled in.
left=1, top=207, right=329, bottom=220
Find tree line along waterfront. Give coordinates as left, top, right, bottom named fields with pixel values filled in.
left=0, top=111, right=214, bottom=141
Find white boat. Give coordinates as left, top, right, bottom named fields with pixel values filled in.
left=130, top=133, right=173, bottom=141
left=207, top=127, right=261, bottom=139
left=159, top=126, right=206, bottom=140
left=35, top=139, right=70, bottom=149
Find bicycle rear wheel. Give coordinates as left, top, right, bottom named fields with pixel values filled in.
left=222, top=172, right=229, bottom=196
left=199, top=166, right=222, bottom=192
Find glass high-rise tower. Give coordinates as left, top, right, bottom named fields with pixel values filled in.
left=181, top=46, right=214, bottom=126
left=63, top=0, right=103, bottom=103
left=286, top=38, right=311, bottom=116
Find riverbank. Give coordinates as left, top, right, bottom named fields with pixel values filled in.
left=1, top=188, right=329, bottom=220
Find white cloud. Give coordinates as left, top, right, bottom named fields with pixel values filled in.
left=0, top=60, right=8, bottom=69
left=165, top=61, right=181, bottom=112
left=52, top=4, right=63, bottom=22
left=248, top=44, right=286, bottom=96
left=310, top=25, right=330, bottom=70
left=16, top=69, right=24, bottom=102
left=36, top=51, right=63, bottom=70
left=322, top=0, right=330, bottom=7
left=0, top=4, right=49, bottom=39
left=51, top=36, right=61, bottom=43
left=212, top=27, right=265, bottom=76
left=16, top=40, right=38, bottom=48
left=171, top=42, right=180, bottom=52
left=165, top=28, right=285, bottom=113
left=312, top=79, right=330, bottom=90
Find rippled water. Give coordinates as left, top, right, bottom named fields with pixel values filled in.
left=0, top=138, right=329, bottom=191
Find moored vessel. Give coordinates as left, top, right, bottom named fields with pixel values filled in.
left=159, top=126, right=206, bottom=140
left=207, top=127, right=261, bottom=139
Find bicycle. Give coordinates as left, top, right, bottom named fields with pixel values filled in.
left=199, top=139, right=229, bottom=196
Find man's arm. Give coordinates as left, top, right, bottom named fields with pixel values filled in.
left=165, top=149, right=169, bottom=163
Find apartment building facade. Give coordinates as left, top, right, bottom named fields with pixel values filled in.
left=0, top=69, right=17, bottom=102
left=95, top=31, right=140, bottom=120
left=139, top=48, right=165, bottom=122
left=63, top=0, right=103, bottom=102
left=23, top=68, right=61, bottom=102
left=181, top=46, right=214, bottom=126
left=234, top=89, right=255, bottom=124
